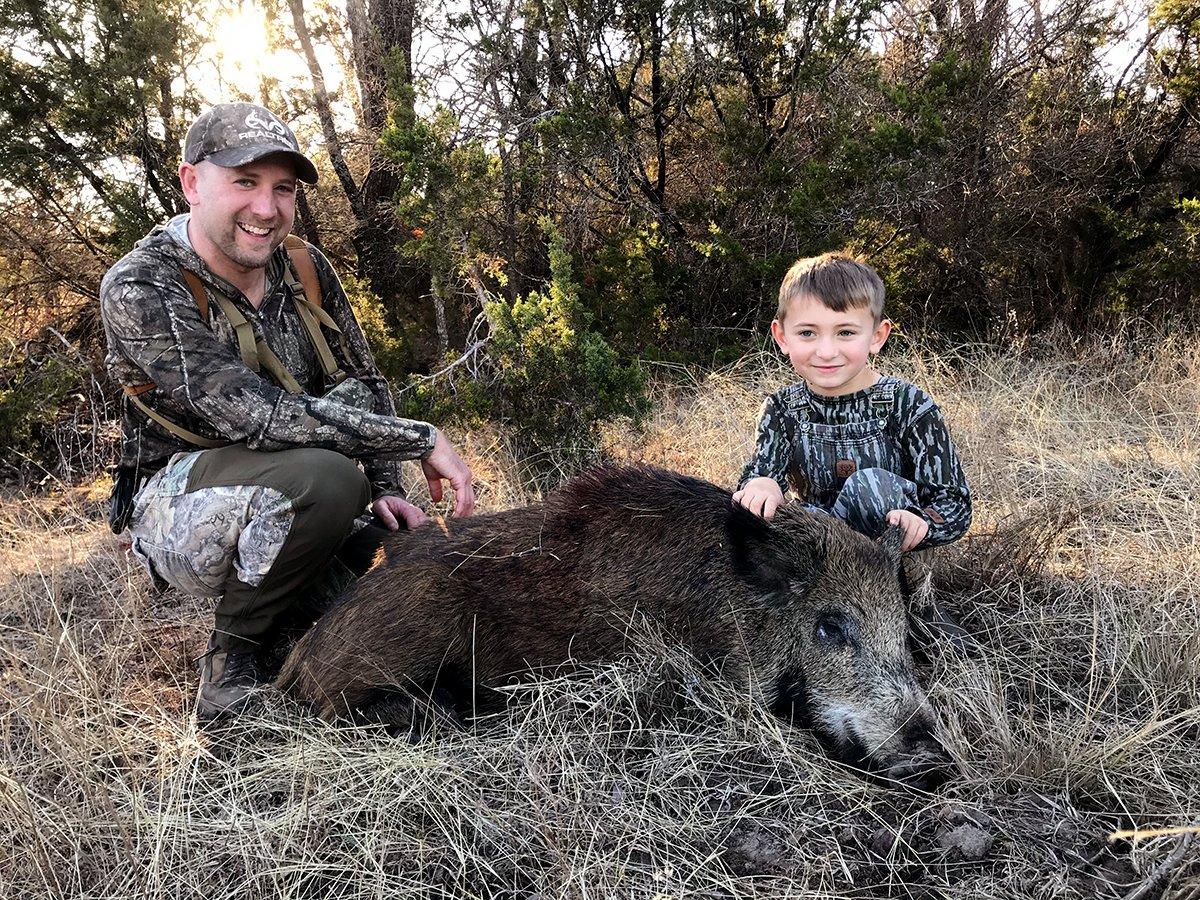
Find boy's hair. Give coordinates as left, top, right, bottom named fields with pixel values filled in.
left=776, top=252, right=886, bottom=323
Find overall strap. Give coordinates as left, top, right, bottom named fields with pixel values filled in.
left=788, top=382, right=813, bottom=418
left=869, top=377, right=897, bottom=410
left=869, top=377, right=899, bottom=442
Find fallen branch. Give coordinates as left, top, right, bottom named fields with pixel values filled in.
left=393, top=330, right=489, bottom=397
left=1119, top=833, right=1196, bottom=900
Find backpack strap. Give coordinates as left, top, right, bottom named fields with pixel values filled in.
left=208, top=291, right=304, bottom=394
left=124, top=245, right=342, bottom=446
left=283, top=234, right=322, bottom=308
left=207, top=290, right=260, bottom=374
left=124, top=268, right=215, bottom=397
left=282, top=235, right=348, bottom=386
left=126, top=391, right=226, bottom=448
left=180, top=270, right=211, bottom=322
left=122, top=271, right=232, bottom=447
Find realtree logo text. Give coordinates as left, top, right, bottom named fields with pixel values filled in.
left=238, top=110, right=295, bottom=148
left=245, top=110, right=287, bottom=137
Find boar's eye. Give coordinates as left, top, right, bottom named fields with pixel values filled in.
left=814, top=611, right=854, bottom=650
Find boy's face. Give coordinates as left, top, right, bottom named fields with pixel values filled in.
left=771, top=294, right=891, bottom=396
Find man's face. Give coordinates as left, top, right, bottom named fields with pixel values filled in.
left=770, top=294, right=891, bottom=397
left=180, top=154, right=297, bottom=273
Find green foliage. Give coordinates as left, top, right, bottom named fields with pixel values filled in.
left=0, top=0, right=199, bottom=250
left=394, top=368, right=494, bottom=430
left=483, top=223, right=649, bottom=472
left=381, top=84, right=498, bottom=273
left=0, top=355, right=83, bottom=462
left=341, top=273, right=410, bottom=384
left=845, top=219, right=949, bottom=326
left=580, top=223, right=675, bottom=360
left=8, top=0, right=1200, bottom=483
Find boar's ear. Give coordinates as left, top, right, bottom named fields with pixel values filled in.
left=726, top=502, right=823, bottom=607
left=878, top=524, right=904, bottom=566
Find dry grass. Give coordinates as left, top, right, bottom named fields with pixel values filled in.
left=3, top=337, right=1199, bottom=898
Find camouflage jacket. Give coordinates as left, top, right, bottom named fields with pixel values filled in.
left=100, top=219, right=434, bottom=497
left=738, top=376, right=972, bottom=547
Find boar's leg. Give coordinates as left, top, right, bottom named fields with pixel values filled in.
left=356, top=684, right=465, bottom=740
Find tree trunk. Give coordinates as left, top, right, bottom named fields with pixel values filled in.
left=292, top=0, right=435, bottom=368
left=285, top=0, right=362, bottom=218
left=348, top=0, right=436, bottom=368
left=512, top=1, right=546, bottom=298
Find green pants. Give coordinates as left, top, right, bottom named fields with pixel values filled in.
left=127, top=444, right=378, bottom=651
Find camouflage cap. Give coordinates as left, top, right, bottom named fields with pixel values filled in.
left=184, top=103, right=318, bottom=184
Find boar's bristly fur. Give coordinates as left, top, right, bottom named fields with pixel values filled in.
left=277, top=466, right=951, bottom=787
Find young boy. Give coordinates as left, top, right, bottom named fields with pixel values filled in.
left=734, top=252, right=971, bottom=571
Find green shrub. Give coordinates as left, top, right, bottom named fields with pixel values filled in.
left=484, top=222, right=649, bottom=476
left=0, top=355, right=84, bottom=464
left=340, top=272, right=410, bottom=384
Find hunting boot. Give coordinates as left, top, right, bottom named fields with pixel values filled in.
left=902, top=553, right=973, bottom=656
left=196, top=633, right=263, bottom=720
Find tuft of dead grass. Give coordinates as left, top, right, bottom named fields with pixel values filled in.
left=3, top=338, right=1199, bottom=898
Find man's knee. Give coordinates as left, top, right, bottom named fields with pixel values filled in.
left=196, top=444, right=369, bottom=514
left=282, top=448, right=371, bottom=522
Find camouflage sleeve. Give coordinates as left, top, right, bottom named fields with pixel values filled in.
left=737, top=393, right=793, bottom=495
left=309, top=246, right=409, bottom=498
left=897, top=390, right=972, bottom=548
left=100, top=261, right=437, bottom=464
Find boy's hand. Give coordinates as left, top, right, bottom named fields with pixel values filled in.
left=733, top=477, right=786, bottom=520
left=886, top=509, right=929, bottom=552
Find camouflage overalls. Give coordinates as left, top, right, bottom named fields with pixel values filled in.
left=101, top=216, right=435, bottom=651
left=738, top=377, right=971, bottom=548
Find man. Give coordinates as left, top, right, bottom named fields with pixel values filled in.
left=101, top=102, right=475, bottom=719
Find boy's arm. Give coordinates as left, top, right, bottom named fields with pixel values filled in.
left=737, top=393, right=793, bottom=495
left=898, top=395, right=972, bottom=548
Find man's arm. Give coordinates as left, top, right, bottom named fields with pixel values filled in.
left=101, top=260, right=436, bottom=462
left=305, top=245, right=409, bottom=497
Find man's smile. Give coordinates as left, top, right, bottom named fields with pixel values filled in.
left=237, top=222, right=272, bottom=238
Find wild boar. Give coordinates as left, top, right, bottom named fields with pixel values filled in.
left=277, top=466, right=951, bottom=787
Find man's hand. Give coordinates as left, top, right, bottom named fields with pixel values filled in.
left=886, top=508, right=929, bottom=552
left=421, top=428, right=476, bottom=518
left=372, top=495, right=429, bottom=531
left=732, top=477, right=786, bottom=520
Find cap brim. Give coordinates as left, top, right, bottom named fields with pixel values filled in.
left=205, top=145, right=319, bottom=184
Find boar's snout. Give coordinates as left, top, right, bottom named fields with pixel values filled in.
left=878, top=716, right=954, bottom=791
